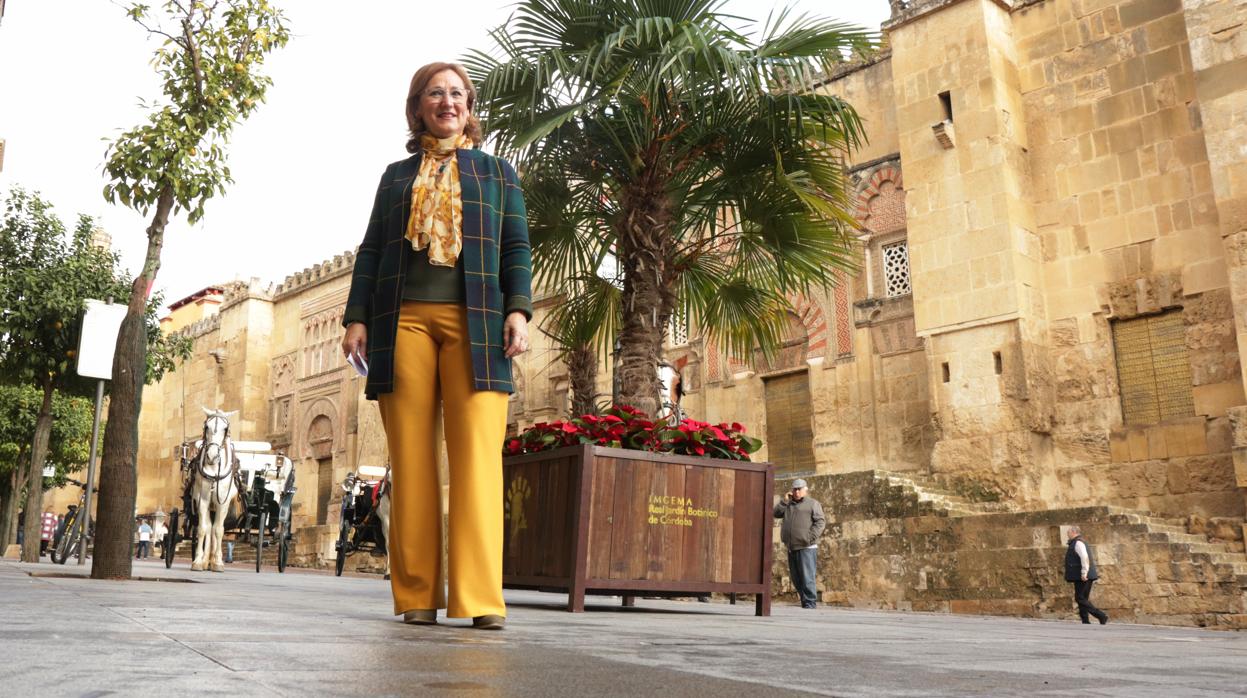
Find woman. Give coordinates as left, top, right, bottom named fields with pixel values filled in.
left=341, top=62, right=532, bottom=630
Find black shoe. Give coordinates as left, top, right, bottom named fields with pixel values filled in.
left=1099, top=614, right=1109, bottom=625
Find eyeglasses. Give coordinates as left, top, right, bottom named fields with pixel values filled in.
left=423, top=88, right=468, bottom=104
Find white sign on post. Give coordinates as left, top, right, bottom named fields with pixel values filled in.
left=76, top=299, right=127, bottom=380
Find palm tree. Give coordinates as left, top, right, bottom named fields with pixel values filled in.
left=467, top=0, right=871, bottom=415
left=539, top=273, right=620, bottom=416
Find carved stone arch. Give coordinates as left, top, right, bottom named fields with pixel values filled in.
left=300, top=397, right=339, bottom=460
left=308, top=415, right=333, bottom=460
left=756, top=309, right=809, bottom=374
left=786, top=292, right=830, bottom=359
left=852, top=165, right=905, bottom=236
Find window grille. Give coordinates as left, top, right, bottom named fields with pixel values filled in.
left=882, top=241, right=911, bottom=298
left=669, top=307, right=689, bottom=346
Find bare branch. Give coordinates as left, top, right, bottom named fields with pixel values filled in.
left=133, top=16, right=183, bottom=46
left=119, top=0, right=184, bottom=46
left=233, top=33, right=253, bottom=65
left=182, top=16, right=205, bottom=98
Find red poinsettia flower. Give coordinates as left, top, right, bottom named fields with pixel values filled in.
left=505, top=404, right=760, bottom=461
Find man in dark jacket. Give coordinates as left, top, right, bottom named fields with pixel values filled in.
left=774, top=479, right=826, bottom=609
left=1065, top=525, right=1108, bottom=624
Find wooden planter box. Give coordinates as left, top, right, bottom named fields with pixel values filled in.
left=502, top=444, right=774, bottom=615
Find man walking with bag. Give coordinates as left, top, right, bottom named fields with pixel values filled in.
left=774, top=479, right=826, bottom=609
left=1066, top=525, right=1109, bottom=624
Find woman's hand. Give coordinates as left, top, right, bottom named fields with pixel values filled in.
left=342, top=322, right=368, bottom=362
left=503, top=312, right=530, bottom=358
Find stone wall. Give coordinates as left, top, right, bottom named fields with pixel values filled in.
left=772, top=471, right=1247, bottom=628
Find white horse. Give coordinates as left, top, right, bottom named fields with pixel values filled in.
left=190, top=408, right=239, bottom=572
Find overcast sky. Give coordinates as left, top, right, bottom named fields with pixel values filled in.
left=0, top=1, right=889, bottom=312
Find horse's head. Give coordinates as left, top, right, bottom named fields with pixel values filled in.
left=200, top=407, right=237, bottom=448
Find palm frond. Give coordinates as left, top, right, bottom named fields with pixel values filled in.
left=539, top=272, right=622, bottom=358
left=469, top=0, right=876, bottom=366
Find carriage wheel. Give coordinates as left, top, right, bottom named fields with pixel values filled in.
left=164, top=509, right=180, bottom=569
left=53, top=514, right=81, bottom=565
left=49, top=529, right=63, bottom=564
left=49, top=512, right=68, bottom=563
left=277, top=517, right=289, bottom=573
left=255, top=510, right=267, bottom=574
left=334, top=504, right=350, bottom=577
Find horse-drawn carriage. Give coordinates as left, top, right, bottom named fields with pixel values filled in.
left=163, top=409, right=297, bottom=573
left=335, top=464, right=391, bottom=577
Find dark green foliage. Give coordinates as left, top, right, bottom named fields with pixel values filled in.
left=468, top=1, right=873, bottom=411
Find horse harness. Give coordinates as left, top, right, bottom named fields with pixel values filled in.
left=195, top=415, right=244, bottom=508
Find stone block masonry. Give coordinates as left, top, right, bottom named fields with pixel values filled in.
left=771, top=471, right=1247, bottom=629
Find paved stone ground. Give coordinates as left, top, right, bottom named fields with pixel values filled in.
left=2, top=558, right=1245, bottom=697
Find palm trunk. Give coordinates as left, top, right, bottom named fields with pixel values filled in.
left=566, top=344, right=599, bottom=417
left=91, top=186, right=172, bottom=579
left=20, top=381, right=56, bottom=562
left=615, top=171, right=677, bottom=417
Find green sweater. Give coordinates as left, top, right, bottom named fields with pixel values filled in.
left=403, top=248, right=465, bottom=303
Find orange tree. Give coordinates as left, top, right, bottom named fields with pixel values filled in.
left=0, top=385, right=94, bottom=555
left=0, top=188, right=184, bottom=561
left=93, top=0, right=289, bottom=578
left=467, top=0, right=870, bottom=415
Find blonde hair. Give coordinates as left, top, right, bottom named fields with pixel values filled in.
left=405, top=62, right=483, bottom=153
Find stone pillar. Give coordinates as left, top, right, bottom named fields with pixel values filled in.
left=1181, top=0, right=1247, bottom=533
left=886, top=0, right=1055, bottom=502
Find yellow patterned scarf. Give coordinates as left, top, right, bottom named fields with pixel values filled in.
left=406, top=133, right=472, bottom=266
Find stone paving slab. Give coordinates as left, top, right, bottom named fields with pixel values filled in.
left=2, top=559, right=1245, bottom=697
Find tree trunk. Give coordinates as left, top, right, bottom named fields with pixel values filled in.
left=91, top=187, right=173, bottom=579
left=5, top=458, right=28, bottom=550
left=615, top=171, right=677, bottom=417
left=0, top=473, right=9, bottom=551
left=20, top=381, right=56, bottom=562
left=0, top=466, right=18, bottom=551
left=566, top=343, right=599, bottom=417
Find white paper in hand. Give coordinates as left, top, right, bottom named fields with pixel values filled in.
left=346, top=353, right=369, bottom=377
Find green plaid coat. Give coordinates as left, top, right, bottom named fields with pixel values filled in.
left=342, top=149, right=533, bottom=398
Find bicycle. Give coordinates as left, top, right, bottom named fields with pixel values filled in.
left=49, top=479, right=91, bottom=565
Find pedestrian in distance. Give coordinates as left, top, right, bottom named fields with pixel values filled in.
left=136, top=519, right=153, bottom=559
left=152, top=517, right=168, bottom=558
left=40, top=509, right=57, bottom=557
left=774, top=479, right=826, bottom=609
left=341, top=61, right=533, bottom=631
left=1065, top=525, right=1108, bottom=625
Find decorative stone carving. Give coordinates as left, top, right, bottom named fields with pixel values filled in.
left=272, top=353, right=295, bottom=396
left=308, top=414, right=333, bottom=461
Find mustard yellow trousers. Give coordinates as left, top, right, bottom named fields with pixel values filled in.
left=378, top=301, right=508, bottom=618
